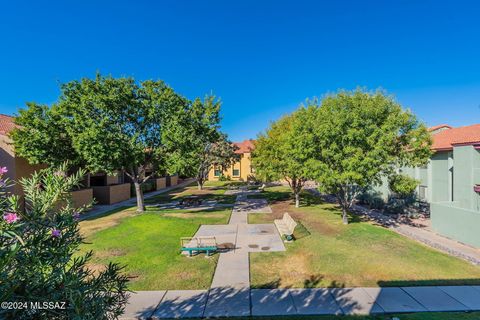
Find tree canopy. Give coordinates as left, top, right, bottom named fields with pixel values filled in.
left=314, top=89, right=432, bottom=223
left=12, top=74, right=233, bottom=212
left=11, top=103, right=79, bottom=167
left=161, top=96, right=238, bottom=189
left=252, top=104, right=320, bottom=207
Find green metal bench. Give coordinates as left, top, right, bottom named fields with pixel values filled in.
left=181, top=236, right=218, bottom=257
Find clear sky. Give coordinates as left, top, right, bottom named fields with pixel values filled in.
left=1, top=1, right=480, bottom=141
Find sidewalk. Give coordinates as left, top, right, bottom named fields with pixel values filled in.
left=79, top=178, right=195, bottom=221
left=203, top=190, right=277, bottom=317
left=121, top=285, right=480, bottom=319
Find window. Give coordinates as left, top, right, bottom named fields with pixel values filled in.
left=214, top=168, right=221, bottom=177
left=419, top=185, right=427, bottom=200
left=233, top=169, right=240, bottom=177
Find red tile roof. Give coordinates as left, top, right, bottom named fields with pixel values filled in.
left=0, top=114, right=16, bottom=136
left=233, top=139, right=255, bottom=154
left=431, top=124, right=480, bottom=151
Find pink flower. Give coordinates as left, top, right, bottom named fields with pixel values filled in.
left=51, top=228, right=61, bottom=238
left=0, top=167, right=7, bottom=175
left=3, top=212, right=19, bottom=224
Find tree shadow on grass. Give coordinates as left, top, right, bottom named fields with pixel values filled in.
left=249, top=190, right=292, bottom=204
left=253, top=274, right=348, bottom=290
left=293, top=221, right=311, bottom=240
left=299, top=190, right=325, bottom=207
left=80, top=205, right=132, bottom=221
left=321, top=205, right=362, bottom=223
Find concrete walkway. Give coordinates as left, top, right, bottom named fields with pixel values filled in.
left=79, top=178, right=195, bottom=221
left=121, top=286, right=480, bottom=319
left=203, top=190, right=280, bottom=317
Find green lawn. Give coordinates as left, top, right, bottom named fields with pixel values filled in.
left=79, top=181, right=235, bottom=290
left=143, top=180, right=237, bottom=205
left=249, top=186, right=480, bottom=288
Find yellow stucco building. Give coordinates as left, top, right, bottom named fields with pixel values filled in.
left=208, top=139, right=255, bottom=181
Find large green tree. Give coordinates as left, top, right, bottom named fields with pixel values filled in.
left=13, top=74, right=190, bottom=212
left=59, top=75, right=188, bottom=212
left=314, top=89, right=432, bottom=224
left=11, top=103, right=80, bottom=167
left=252, top=105, right=319, bottom=207
left=162, top=96, right=238, bottom=189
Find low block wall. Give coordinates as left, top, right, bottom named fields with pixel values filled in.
left=431, top=202, right=480, bottom=248
left=155, top=177, right=167, bottom=190
left=92, top=183, right=131, bottom=205
left=170, top=175, right=178, bottom=186
left=71, top=188, right=93, bottom=208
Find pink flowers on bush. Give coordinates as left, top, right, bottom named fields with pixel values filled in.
left=3, top=212, right=19, bottom=224
left=0, top=166, right=8, bottom=174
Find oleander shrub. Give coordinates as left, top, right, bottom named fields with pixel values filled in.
left=0, top=164, right=129, bottom=320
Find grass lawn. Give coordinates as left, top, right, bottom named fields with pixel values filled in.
left=249, top=186, right=480, bottom=288
left=143, top=180, right=238, bottom=205
left=79, top=181, right=236, bottom=290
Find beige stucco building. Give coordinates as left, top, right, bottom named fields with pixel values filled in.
left=208, top=139, right=255, bottom=181
left=0, top=114, right=47, bottom=203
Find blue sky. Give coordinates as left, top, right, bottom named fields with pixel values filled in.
left=1, top=1, right=480, bottom=141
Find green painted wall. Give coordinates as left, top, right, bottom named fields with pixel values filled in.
left=452, top=146, right=480, bottom=210
left=430, top=146, right=480, bottom=248
left=369, top=165, right=429, bottom=203
left=430, top=151, right=450, bottom=202
left=431, top=202, right=480, bottom=248
left=360, top=145, right=480, bottom=248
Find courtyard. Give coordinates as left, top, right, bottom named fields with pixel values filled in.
left=80, top=182, right=480, bottom=291
left=76, top=181, right=480, bottom=318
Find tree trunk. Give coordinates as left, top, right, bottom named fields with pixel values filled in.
left=134, top=181, right=146, bottom=212
left=342, top=206, right=349, bottom=225
left=295, top=192, right=300, bottom=208
left=197, top=179, right=203, bottom=190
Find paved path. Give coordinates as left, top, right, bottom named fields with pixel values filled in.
left=203, top=190, right=280, bottom=317
left=121, top=286, right=480, bottom=319
left=79, top=179, right=195, bottom=221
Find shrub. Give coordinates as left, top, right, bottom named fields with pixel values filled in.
left=388, top=173, right=419, bottom=198
left=0, top=164, right=129, bottom=319
left=218, top=174, right=231, bottom=181
left=358, top=189, right=385, bottom=210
